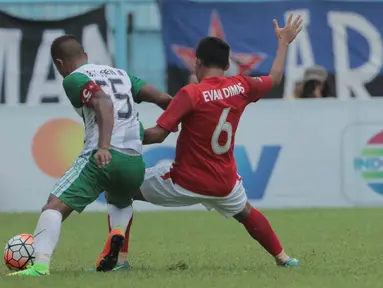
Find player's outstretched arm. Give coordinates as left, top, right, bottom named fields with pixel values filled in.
left=138, top=84, right=173, bottom=110
left=129, top=73, right=172, bottom=110
left=142, top=87, right=193, bottom=145
left=267, top=14, right=303, bottom=87
left=88, top=91, right=114, bottom=148
left=63, top=73, right=114, bottom=167
left=143, top=125, right=170, bottom=144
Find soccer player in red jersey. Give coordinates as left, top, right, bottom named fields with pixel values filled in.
left=107, top=14, right=303, bottom=269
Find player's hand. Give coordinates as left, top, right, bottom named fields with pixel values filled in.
left=94, top=148, right=111, bottom=168
left=273, top=14, right=303, bottom=45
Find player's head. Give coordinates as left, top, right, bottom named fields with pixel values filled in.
left=51, top=35, right=88, bottom=77
left=195, top=37, right=230, bottom=81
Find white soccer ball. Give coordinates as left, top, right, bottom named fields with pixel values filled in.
left=3, top=233, right=35, bottom=271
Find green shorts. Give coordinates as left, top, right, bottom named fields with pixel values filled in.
left=51, top=149, right=145, bottom=213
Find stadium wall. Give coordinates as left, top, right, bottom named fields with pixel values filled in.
left=1, top=99, right=383, bottom=212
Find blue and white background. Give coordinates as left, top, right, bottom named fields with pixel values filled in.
left=2, top=0, right=383, bottom=211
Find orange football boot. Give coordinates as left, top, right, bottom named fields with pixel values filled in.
left=96, top=229, right=125, bottom=272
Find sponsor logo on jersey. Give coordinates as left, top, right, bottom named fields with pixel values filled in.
left=82, top=88, right=92, bottom=102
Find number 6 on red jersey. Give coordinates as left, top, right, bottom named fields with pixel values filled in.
left=211, top=108, right=232, bottom=155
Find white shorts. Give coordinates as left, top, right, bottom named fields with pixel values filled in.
left=140, top=164, right=248, bottom=218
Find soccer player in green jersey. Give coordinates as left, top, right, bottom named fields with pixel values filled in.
left=9, top=35, right=172, bottom=276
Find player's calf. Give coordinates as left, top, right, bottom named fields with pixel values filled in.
left=35, top=195, right=73, bottom=265
left=234, top=202, right=299, bottom=267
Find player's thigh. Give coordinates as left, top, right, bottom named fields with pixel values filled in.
left=204, top=181, right=248, bottom=218
left=105, top=151, right=145, bottom=208
left=51, top=154, right=106, bottom=213
left=140, top=165, right=200, bottom=207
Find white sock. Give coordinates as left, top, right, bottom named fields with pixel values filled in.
left=107, top=204, right=133, bottom=233
left=33, top=209, right=62, bottom=266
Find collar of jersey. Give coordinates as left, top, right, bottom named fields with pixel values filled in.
left=201, top=76, right=224, bottom=82
left=78, top=62, right=88, bottom=68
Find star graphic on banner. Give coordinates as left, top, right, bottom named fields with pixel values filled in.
left=172, top=11, right=266, bottom=75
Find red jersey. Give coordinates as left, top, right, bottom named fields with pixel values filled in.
left=157, top=75, right=272, bottom=197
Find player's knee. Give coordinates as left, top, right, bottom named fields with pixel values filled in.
left=233, top=201, right=252, bottom=222
left=42, top=194, right=72, bottom=220
left=107, top=195, right=133, bottom=209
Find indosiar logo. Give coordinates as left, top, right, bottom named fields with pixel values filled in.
left=354, top=131, right=383, bottom=195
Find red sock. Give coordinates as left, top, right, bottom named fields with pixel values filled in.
left=240, top=208, right=283, bottom=256
left=107, top=214, right=134, bottom=254
left=107, top=214, right=111, bottom=232
left=121, top=216, right=133, bottom=253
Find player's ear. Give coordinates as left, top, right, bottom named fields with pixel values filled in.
left=84, top=53, right=88, bottom=62
left=54, top=59, right=64, bottom=68
left=196, top=58, right=201, bottom=68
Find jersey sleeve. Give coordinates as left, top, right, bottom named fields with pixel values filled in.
left=239, top=75, right=273, bottom=102
left=157, top=87, right=194, bottom=133
left=63, top=72, right=100, bottom=108
left=128, top=74, right=147, bottom=103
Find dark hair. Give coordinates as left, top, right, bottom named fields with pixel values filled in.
left=50, top=35, right=85, bottom=62
left=301, top=80, right=330, bottom=98
left=195, top=37, right=230, bottom=69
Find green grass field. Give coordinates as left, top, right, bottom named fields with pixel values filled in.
left=0, top=208, right=382, bottom=288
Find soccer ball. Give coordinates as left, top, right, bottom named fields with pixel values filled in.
left=3, top=234, right=35, bottom=271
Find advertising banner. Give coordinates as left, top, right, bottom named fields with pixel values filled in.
left=2, top=100, right=383, bottom=212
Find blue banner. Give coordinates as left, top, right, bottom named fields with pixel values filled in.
left=161, top=0, right=383, bottom=99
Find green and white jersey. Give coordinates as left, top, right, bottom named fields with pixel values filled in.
left=63, top=63, right=146, bottom=155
